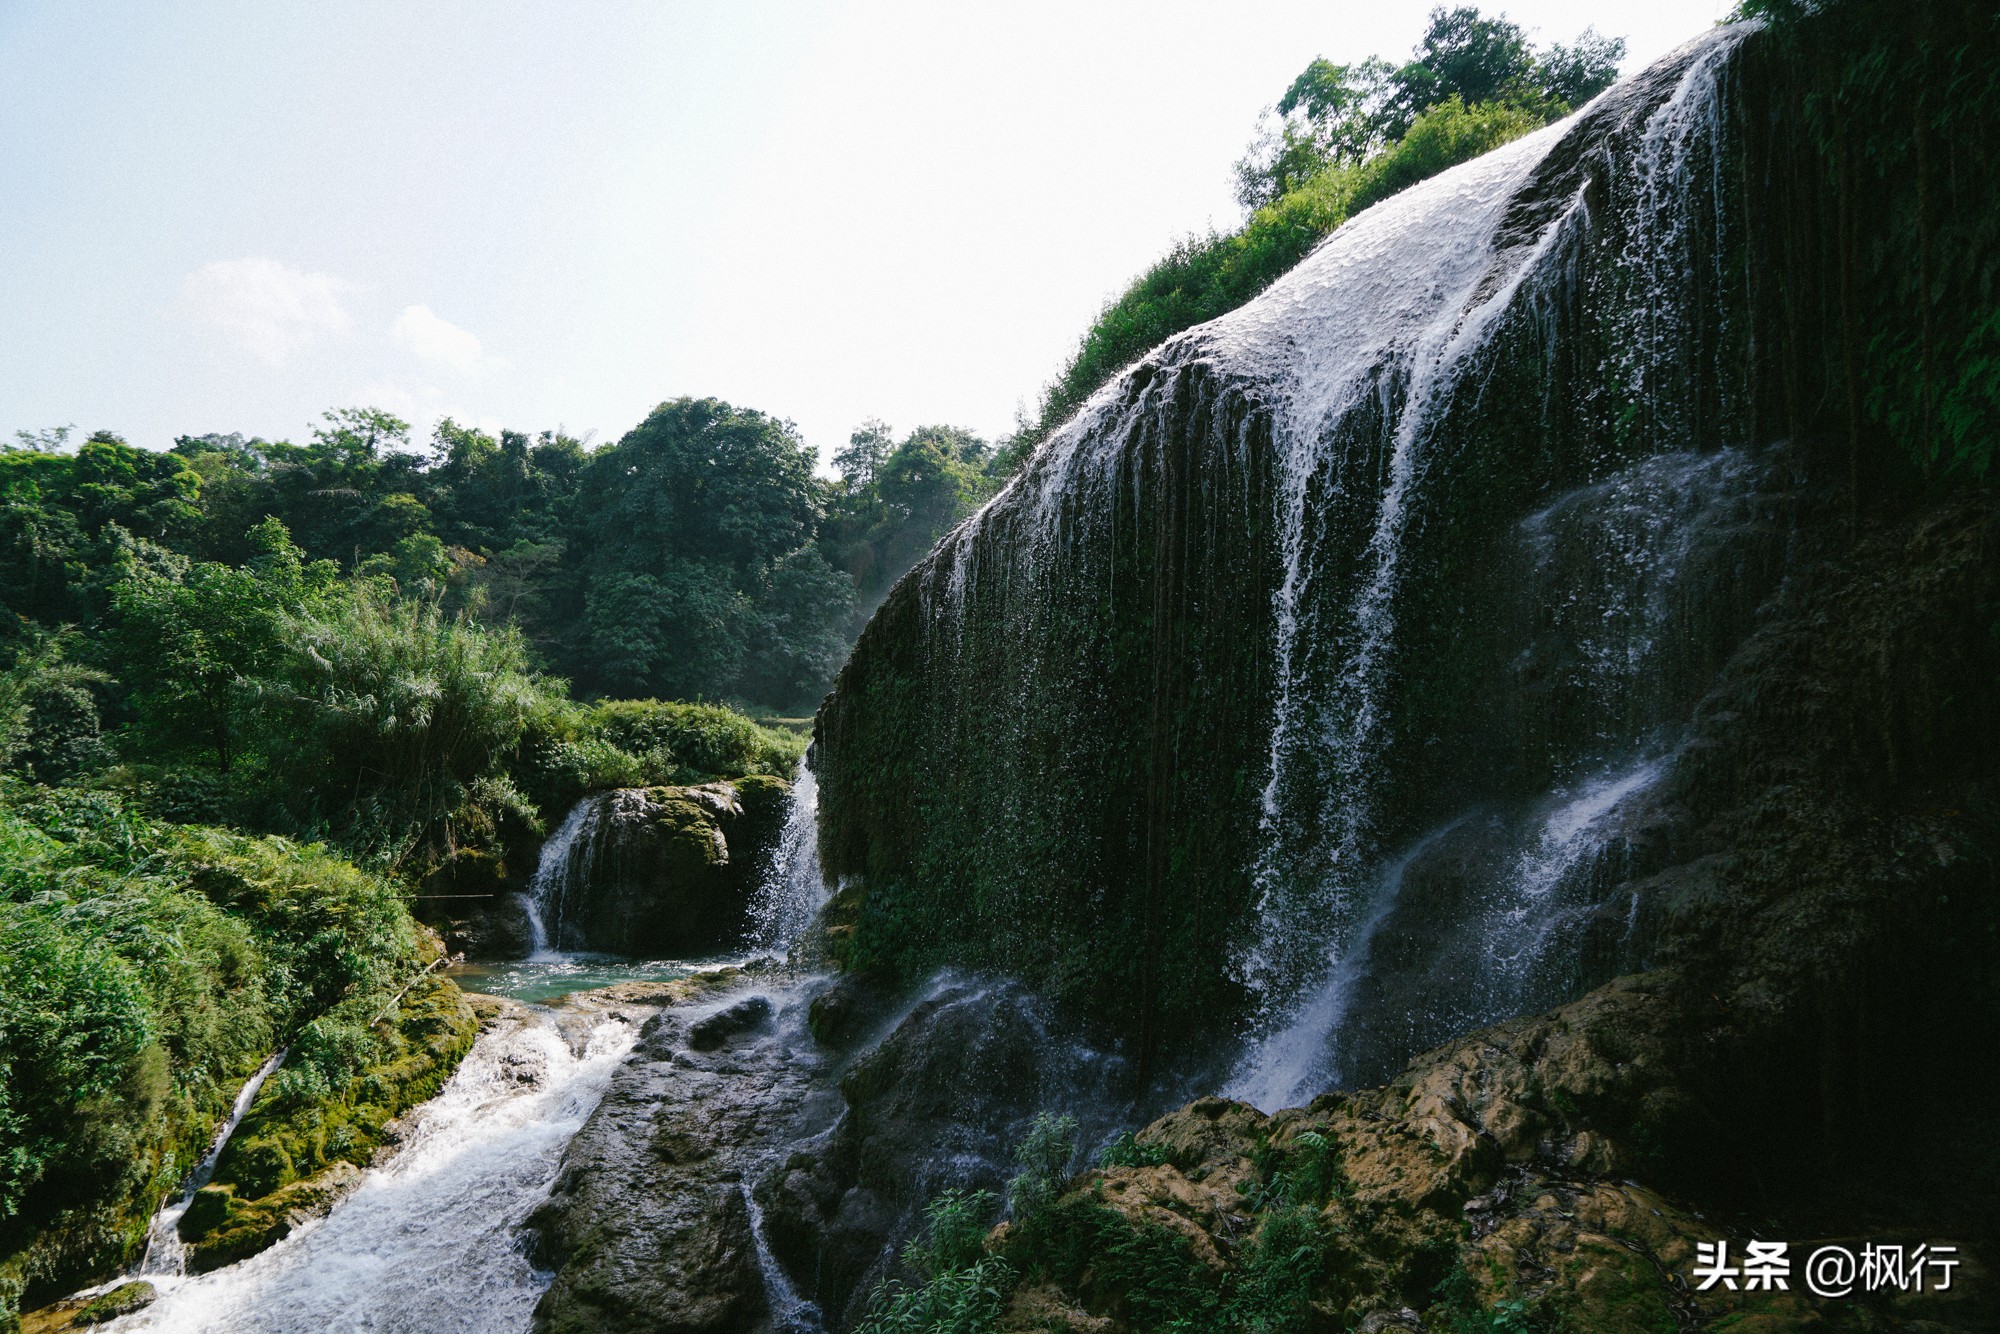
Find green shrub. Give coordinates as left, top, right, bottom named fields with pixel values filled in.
left=1007, top=1112, right=1080, bottom=1223
left=855, top=1189, right=1011, bottom=1334
left=1096, top=1131, right=1173, bottom=1169
left=583, top=698, right=802, bottom=779
left=252, top=587, right=565, bottom=861
left=0, top=783, right=425, bottom=1298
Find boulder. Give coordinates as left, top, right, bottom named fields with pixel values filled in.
left=539, top=778, right=791, bottom=956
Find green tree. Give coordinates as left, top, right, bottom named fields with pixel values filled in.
left=1538, top=28, right=1626, bottom=109
left=821, top=423, right=997, bottom=631
left=1234, top=57, right=1392, bottom=209
left=256, top=587, right=556, bottom=859
left=109, top=518, right=337, bottom=773
left=836, top=418, right=896, bottom=491
left=1378, top=6, right=1538, bottom=139
left=563, top=397, right=836, bottom=703
left=0, top=625, right=107, bottom=777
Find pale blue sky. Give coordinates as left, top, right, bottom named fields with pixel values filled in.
left=0, top=0, right=1732, bottom=463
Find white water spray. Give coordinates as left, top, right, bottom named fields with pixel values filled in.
left=109, top=1012, right=639, bottom=1333
left=1217, top=25, right=1757, bottom=1106
left=751, top=760, right=827, bottom=953
left=523, top=797, right=604, bottom=957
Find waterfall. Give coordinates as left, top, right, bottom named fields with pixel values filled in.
left=815, top=23, right=1784, bottom=1109
left=523, top=797, right=605, bottom=957
left=1471, top=754, right=1665, bottom=1010
left=750, top=759, right=826, bottom=953
left=109, top=1011, right=639, bottom=1332
left=1218, top=27, right=1759, bottom=1104
left=135, top=1050, right=287, bottom=1278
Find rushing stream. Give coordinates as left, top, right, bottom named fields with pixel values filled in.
left=108, top=1011, right=639, bottom=1332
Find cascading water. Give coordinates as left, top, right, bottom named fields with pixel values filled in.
left=107, top=1011, right=639, bottom=1333
left=1209, top=28, right=1768, bottom=1107
left=750, top=759, right=827, bottom=953
left=523, top=795, right=605, bottom=957
left=134, top=1050, right=287, bottom=1279
left=818, top=22, right=1790, bottom=1111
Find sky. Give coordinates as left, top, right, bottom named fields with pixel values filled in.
left=0, top=0, right=1735, bottom=467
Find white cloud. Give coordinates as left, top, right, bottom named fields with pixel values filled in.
left=182, top=257, right=350, bottom=365
left=391, top=304, right=489, bottom=374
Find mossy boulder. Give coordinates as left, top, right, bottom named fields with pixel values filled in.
left=542, top=779, right=791, bottom=956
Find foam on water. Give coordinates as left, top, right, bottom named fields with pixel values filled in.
left=109, top=1013, right=638, bottom=1333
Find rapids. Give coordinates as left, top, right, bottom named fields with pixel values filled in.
left=106, top=1012, right=639, bottom=1332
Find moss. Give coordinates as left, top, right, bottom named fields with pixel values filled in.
left=180, top=975, right=477, bottom=1269
left=71, top=1281, right=155, bottom=1326
left=0, top=787, right=426, bottom=1308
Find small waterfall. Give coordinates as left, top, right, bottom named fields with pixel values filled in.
left=136, top=1050, right=287, bottom=1278
left=1226, top=819, right=1470, bottom=1110
left=750, top=760, right=825, bottom=953
left=742, top=1180, right=825, bottom=1334
left=111, top=1011, right=639, bottom=1332
left=524, top=797, right=606, bottom=957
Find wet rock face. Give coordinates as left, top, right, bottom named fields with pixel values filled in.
left=538, top=777, right=790, bottom=957
left=527, top=983, right=820, bottom=1334
left=757, top=975, right=1133, bottom=1329
left=811, top=30, right=1790, bottom=1057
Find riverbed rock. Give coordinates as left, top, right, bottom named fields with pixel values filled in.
left=527, top=977, right=823, bottom=1334
left=757, top=973, right=1134, bottom=1330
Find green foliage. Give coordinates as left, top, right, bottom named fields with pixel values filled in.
left=1232, top=1205, right=1332, bottom=1334
left=583, top=698, right=802, bottom=779
left=1345, top=97, right=1546, bottom=216
left=0, top=626, right=107, bottom=781
left=904, top=1189, right=1000, bottom=1280
left=250, top=587, right=557, bottom=858
left=1432, top=1263, right=1535, bottom=1334
left=109, top=518, right=339, bottom=774
left=564, top=396, right=854, bottom=707
left=854, top=1256, right=1013, bottom=1334
left=1096, top=1131, right=1173, bottom=1169
left=1739, top=0, right=2000, bottom=483
left=0, top=783, right=423, bottom=1299
left=514, top=696, right=804, bottom=819
left=1242, top=1129, right=1344, bottom=1212
left=1008, top=1112, right=1080, bottom=1223
left=855, top=1189, right=1011, bottom=1334
left=821, top=421, right=999, bottom=631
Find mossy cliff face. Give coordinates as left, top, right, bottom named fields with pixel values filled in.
left=816, top=31, right=1783, bottom=1060
left=992, top=490, right=2000, bottom=1333
left=815, top=12, right=1999, bottom=1097
left=835, top=493, right=2000, bottom=1330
